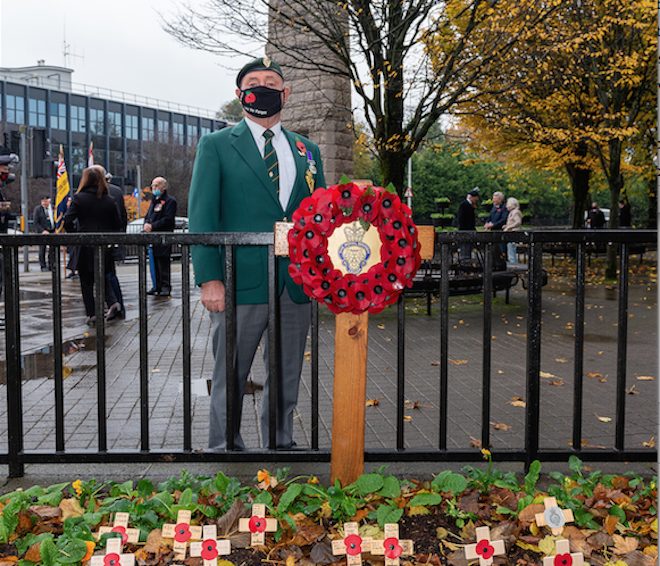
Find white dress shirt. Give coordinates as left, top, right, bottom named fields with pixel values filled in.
left=47, top=205, right=54, bottom=229
left=244, top=118, right=297, bottom=211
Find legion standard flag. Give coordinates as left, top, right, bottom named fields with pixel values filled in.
left=88, top=141, right=94, bottom=166
left=55, top=145, right=71, bottom=233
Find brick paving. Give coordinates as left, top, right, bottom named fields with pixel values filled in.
left=0, top=257, right=656, bottom=464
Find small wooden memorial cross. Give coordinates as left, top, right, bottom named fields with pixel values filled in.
left=535, top=497, right=574, bottom=535
left=238, top=503, right=277, bottom=546
left=161, top=510, right=202, bottom=560
left=465, top=526, right=506, bottom=566
left=275, top=207, right=435, bottom=485
left=95, top=512, right=140, bottom=545
left=90, top=537, right=135, bottom=566
left=190, top=525, right=232, bottom=565
left=371, top=523, right=414, bottom=566
left=542, top=539, right=584, bottom=566
left=331, top=522, right=373, bottom=566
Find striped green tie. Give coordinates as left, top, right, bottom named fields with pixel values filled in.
left=263, top=129, right=279, bottom=195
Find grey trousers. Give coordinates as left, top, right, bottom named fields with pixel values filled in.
left=208, top=289, right=310, bottom=450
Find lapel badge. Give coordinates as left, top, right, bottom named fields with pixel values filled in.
left=306, top=150, right=317, bottom=173
left=263, top=55, right=271, bottom=68
left=296, top=139, right=306, bottom=157
left=305, top=169, right=314, bottom=193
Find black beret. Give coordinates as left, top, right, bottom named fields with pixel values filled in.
left=468, top=188, right=480, bottom=197
left=236, top=56, right=284, bottom=87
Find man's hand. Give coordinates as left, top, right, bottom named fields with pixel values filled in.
left=143, top=223, right=152, bottom=233
left=201, top=280, right=226, bottom=313
left=42, top=230, right=49, bottom=235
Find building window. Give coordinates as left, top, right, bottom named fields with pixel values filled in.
left=71, top=105, right=86, bottom=132
left=200, top=125, right=211, bottom=137
left=29, top=98, right=46, bottom=127
left=6, top=95, right=25, bottom=124
left=172, top=122, right=184, bottom=144
left=71, top=146, right=85, bottom=176
left=50, top=102, right=66, bottom=130
left=90, top=108, right=105, bottom=134
left=108, top=111, right=122, bottom=136
left=187, top=123, right=198, bottom=146
left=157, top=119, right=169, bottom=142
left=126, top=114, right=138, bottom=140
left=142, top=117, right=155, bottom=141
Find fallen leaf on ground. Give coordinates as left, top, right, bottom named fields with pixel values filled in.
left=469, top=437, right=482, bottom=448
left=365, top=399, right=380, bottom=407
left=596, top=415, right=612, bottom=423
left=403, top=415, right=412, bottom=421
left=449, top=359, right=468, bottom=365
left=491, top=421, right=512, bottom=431
left=510, top=396, right=526, bottom=408
left=540, top=371, right=557, bottom=378
left=548, top=379, right=565, bottom=387
left=430, top=360, right=440, bottom=366
left=555, top=357, right=569, bottom=363
left=404, top=400, right=423, bottom=410
left=642, top=436, right=655, bottom=448
left=636, top=375, right=655, bottom=381
left=59, top=498, right=84, bottom=520
left=518, top=503, right=545, bottom=528
left=626, top=385, right=639, bottom=395
left=613, top=534, right=639, bottom=555
left=587, top=371, right=604, bottom=380
left=377, top=323, right=385, bottom=330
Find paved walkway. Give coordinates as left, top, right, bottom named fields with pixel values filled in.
left=0, top=256, right=656, bottom=469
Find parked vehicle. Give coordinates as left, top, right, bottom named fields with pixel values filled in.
left=123, top=216, right=189, bottom=260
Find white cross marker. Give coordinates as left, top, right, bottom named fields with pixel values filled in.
left=238, top=503, right=278, bottom=546
left=96, top=512, right=140, bottom=545
left=535, top=497, right=574, bottom=535
left=331, top=522, right=373, bottom=566
left=464, top=526, right=506, bottom=566
left=370, top=523, right=414, bottom=566
left=90, top=537, right=135, bottom=566
left=161, top=510, right=203, bottom=560
left=542, top=539, right=584, bottom=566
left=189, top=525, right=232, bottom=566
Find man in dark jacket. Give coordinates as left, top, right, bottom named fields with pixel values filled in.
left=484, top=191, right=508, bottom=231
left=104, top=171, right=128, bottom=319
left=33, top=195, right=55, bottom=271
left=587, top=202, right=606, bottom=229
left=456, top=188, right=479, bottom=260
left=144, top=177, right=177, bottom=296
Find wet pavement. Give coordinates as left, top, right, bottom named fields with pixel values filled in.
left=0, top=255, right=657, bottom=477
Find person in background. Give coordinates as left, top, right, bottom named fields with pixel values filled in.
left=65, top=197, right=79, bottom=279
left=484, top=191, right=508, bottom=231
left=33, top=195, right=54, bottom=271
left=144, top=177, right=177, bottom=297
left=503, top=197, right=523, bottom=265
left=586, top=202, right=606, bottom=229
left=619, top=198, right=632, bottom=228
left=103, top=170, right=128, bottom=319
left=456, top=187, right=480, bottom=260
left=64, top=166, right=122, bottom=326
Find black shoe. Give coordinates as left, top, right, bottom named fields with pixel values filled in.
left=147, top=288, right=159, bottom=295
left=157, top=288, right=171, bottom=297
left=41, top=267, right=49, bottom=272
left=65, top=272, right=76, bottom=279
left=86, top=315, right=96, bottom=327
left=105, top=303, right=122, bottom=321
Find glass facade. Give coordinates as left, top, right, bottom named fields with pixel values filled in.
left=90, top=108, right=105, bottom=134
left=70, top=105, right=86, bottom=132
left=50, top=102, right=66, bottom=130
left=29, top=98, right=46, bottom=127
left=108, top=111, right=122, bottom=137
left=157, top=119, right=169, bottom=142
left=187, top=123, right=198, bottom=146
left=125, top=114, right=138, bottom=140
left=142, top=116, right=155, bottom=141
left=172, top=121, right=184, bottom=144
left=6, top=94, right=25, bottom=124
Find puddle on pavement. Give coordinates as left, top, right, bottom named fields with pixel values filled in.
left=0, top=335, right=105, bottom=384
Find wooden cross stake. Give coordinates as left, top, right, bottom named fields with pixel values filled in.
left=161, top=510, right=203, bottom=560
left=464, top=526, right=506, bottom=566
left=95, top=512, right=140, bottom=545
left=370, top=523, right=414, bottom=566
left=542, top=539, right=584, bottom=566
left=535, top=497, right=574, bottom=535
left=90, top=537, right=135, bottom=566
left=189, top=525, right=232, bottom=566
left=331, top=522, right=373, bottom=566
left=238, top=503, right=278, bottom=546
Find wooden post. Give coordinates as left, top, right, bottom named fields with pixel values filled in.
left=331, top=311, right=369, bottom=485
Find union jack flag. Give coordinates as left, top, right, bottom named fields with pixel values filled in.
left=55, top=145, right=71, bottom=233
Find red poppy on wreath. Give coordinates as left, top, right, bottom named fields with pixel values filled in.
left=104, top=553, right=121, bottom=566
left=344, top=534, right=363, bottom=556
left=336, top=182, right=362, bottom=219
left=554, top=554, right=573, bottom=566
left=244, top=91, right=256, bottom=104
left=475, top=539, right=495, bottom=560
left=249, top=515, right=267, bottom=534
left=111, top=525, right=128, bottom=545
left=174, top=523, right=192, bottom=543
left=358, top=188, right=382, bottom=224
left=348, top=278, right=371, bottom=312
left=383, top=537, right=404, bottom=560
left=201, top=539, right=219, bottom=561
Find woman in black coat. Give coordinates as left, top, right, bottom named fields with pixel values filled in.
left=64, top=166, right=122, bottom=325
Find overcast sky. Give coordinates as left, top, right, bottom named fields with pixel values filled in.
left=0, top=0, right=252, bottom=113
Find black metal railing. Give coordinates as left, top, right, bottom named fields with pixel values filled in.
left=0, top=230, right=656, bottom=477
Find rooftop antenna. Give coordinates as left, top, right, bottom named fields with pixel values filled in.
left=62, top=23, right=84, bottom=68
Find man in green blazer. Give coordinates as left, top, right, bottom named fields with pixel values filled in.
left=189, top=56, right=326, bottom=451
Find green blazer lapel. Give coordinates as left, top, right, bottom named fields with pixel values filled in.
left=230, top=120, right=283, bottom=212
left=283, top=128, right=311, bottom=215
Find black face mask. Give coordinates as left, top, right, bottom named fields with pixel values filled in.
left=240, top=86, right=284, bottom=118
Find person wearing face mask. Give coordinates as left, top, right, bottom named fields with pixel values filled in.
left=144, top=176, right=177, bottom=297
left=188, top=56, right=326, bottom=451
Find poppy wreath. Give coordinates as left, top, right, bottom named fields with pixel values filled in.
left=288, top=182, right=422, bottom=314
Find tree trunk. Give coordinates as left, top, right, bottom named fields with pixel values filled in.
left=605, top=139, right=623, bottom=280
left=380, top=150, right=408, bottom=195
left=565, top=162, right=591, bottom=229
left=648, top=177, right=657, bottom=229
